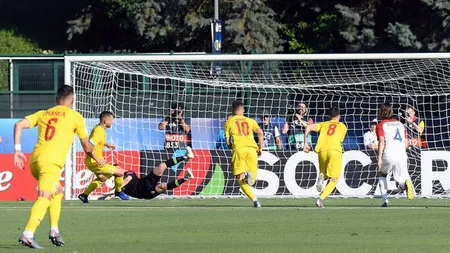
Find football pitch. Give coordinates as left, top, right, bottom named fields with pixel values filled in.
left=0, top=198, right=449, bottom=253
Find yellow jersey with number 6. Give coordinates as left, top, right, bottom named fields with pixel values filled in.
left=224, top=115, right=259, bottom=150
left=25, top=105, right=88, bottom=168
left=314, top=120, right=347, bottom=153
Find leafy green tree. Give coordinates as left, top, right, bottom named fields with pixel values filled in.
left=421, top=0, right=450, bottom=51
left=67, top=0, right=283, bottom=53
left=335, top=3, right=377, bottom=52
left=225, top=0, right=283, bottom=53
left=0, top=30, right=47, bottom=90
left=282, top=12, right=338, bottom=53
left=0, top=30, right=44, bottom=54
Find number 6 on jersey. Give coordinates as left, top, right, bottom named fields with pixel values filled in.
left=44, top=118, right=59, bottom=141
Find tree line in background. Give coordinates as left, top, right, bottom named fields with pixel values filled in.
left=0, top=0, right=449, bottom=54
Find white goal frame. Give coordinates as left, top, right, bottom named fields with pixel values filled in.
left=64, top=53, right=450, bottom=200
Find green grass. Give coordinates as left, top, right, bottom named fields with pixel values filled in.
left=1, top=198, right=450, bottom=253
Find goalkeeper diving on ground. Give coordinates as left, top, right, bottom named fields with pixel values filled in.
left=121, top=147, right=195, bottom=199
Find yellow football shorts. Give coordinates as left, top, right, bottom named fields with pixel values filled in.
left=87, top=163, right=117, bottom=179
left=318, top=150, right=343, bottom=179
left=30, top=162, right=62, bottom=194
left=231, top=147, right=258, bottom=182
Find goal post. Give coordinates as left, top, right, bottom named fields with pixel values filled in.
left=64, top=53, right=450, bottom=200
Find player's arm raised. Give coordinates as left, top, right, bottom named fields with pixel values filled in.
left=303, top=123, right=316, bottom=153
left=13, top=118, right=31, bottom=169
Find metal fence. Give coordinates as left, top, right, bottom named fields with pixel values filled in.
left=0, top=56, right=64, bottom=118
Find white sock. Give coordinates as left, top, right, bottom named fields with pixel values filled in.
left=50, top=226, right=59, bottom=233
left=23, top=230, right=34, bottom=238
left=379, top=177, right=388, bottom=203
left=398, top=181, right=406, bottom=191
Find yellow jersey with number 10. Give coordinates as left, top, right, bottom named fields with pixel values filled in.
left=314, top=120, right=347, bottom=153
left=224, top=115, right=259, bottom=150
left=25, top=105, right=88, bottom=168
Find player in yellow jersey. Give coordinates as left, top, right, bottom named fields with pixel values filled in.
left=303, top=107, right=347, bottom=208
left=224, top=100, right=264, bottom=208
left=13, top=85, right=105, bottom=249
left=78, top=111, right=130, bottom=203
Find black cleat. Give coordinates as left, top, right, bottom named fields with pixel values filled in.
left=381, top=202, right=389, bottom=208
left=78, top=193, right=89, bottom=203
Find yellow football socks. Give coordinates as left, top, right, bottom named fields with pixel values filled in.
left=49, top=193, right=63, bottom=229
left=320, top=179, right=337, bottom=200
left=114, top=176, right=123, bottom=192
left=24, top=197, right=51, bottom=233
left=238, top=179, right=256, bottom=201
left=83, top=179, right=102, bottom=196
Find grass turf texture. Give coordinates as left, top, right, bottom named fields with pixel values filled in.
left=0, top=198, right=449, bottom=253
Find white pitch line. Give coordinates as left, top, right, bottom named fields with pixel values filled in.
left=0, top=206, right=444, bottom=210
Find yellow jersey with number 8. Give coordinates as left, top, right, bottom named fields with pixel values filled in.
left=314, top=120, right=347, bottom=153
left=25, top=105, right=88, bottom=168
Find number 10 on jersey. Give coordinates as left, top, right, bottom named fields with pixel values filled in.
left=235, top=121, right=250, bottom=136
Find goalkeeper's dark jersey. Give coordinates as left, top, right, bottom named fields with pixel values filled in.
left=122, top=171, right=161, bottom=200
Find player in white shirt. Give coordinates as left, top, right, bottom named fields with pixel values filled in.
left=376, top=103, right=414, bottom=207
left=363, top=121, right=378, bottom=150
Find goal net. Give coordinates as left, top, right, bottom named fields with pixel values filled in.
left=65, top=54, right=450, bottom=200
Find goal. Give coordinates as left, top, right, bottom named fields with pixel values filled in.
left=64, top=53, right=450, bottom=200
